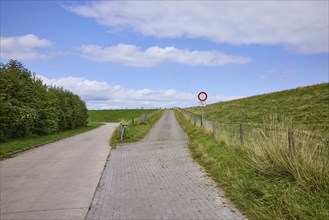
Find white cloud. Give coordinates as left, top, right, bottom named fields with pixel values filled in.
left=38, top=75, right=238, bottom=109
left=0, top=34, right=53, bottom=60
left=259, top=69, right=297, bottom=80
left=79, top=44, right=251, bottom=67
left=67, top=1, right=329, bottom=54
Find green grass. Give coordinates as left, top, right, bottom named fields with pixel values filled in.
left=184, top=83, right=329, bottom=195
left=110, top=110, right=164, bottom=146
left=188, top=83, right=329, bottom=132
left=175, top=110, right=329, bottom=220
left=0, top=122, right=103, bottom=158
left=88, top=109, right=158, bottom=122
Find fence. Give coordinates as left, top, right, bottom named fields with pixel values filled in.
left=178, top=108, right=328, bottom=157
left=120, top=110, right=160, bottom=140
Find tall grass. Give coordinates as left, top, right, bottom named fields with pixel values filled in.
left=245, top=115, right=329, bottom=193
left=183, top=108, right=329, bottom=193
left=176, top=109, right=329, bottom=219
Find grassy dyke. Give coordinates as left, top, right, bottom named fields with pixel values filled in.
left=88, top=109, right=158, bottom=122
left=188, top=83, right=329, bottom=132
left=110, top=110, right=164, bottom=146
left=0, top=122, right=104, bottom=158
left=175, top=110, right=329, bottom=220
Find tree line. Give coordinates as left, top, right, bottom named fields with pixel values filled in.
left=0, top=60, right=88, bottom=142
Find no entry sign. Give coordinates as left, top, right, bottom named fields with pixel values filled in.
left=198, top=92, right=208, bottom=102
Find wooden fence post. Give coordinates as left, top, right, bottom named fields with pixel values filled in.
left=288, top=131, right=295, bottom=156
left=132, top=118, right=134, bottom=126
left=212, top=121, right=217, bottom=136
left=240, top=123, right=244, bottom=145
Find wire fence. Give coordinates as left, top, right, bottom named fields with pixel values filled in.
left=178, top=108, right=329, bottom=157
left=120, top=110, right=160, bottom=140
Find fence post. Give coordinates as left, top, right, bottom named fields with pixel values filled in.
left=194, top=116, right=196, bottom=126
left=212, top=121, right=217, bottom=136
left=288, top=131, right=295, bottom=156
left=132, top=118, right=134, bottom=126
left=120, top=123, right=125, bottom=141
left=240, top=123, right=244, bottom=145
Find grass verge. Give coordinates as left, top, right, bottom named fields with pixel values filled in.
left=110, top=110, right=164, bottom=146
left=175, top=109, right=329, bottom=220
left=88, top=109, right=157, bottom=122
left=0, top=122, right=104, bottom=158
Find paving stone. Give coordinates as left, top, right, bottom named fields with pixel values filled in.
left=86, top=110, right=246, bottom=220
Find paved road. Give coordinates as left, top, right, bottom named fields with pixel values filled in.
left=0, top=123, right=118, bottom=220
left=87, top=110, right=245, bottom=220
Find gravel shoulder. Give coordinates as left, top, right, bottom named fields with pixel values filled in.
left=87, top=110, right=245, bottom=219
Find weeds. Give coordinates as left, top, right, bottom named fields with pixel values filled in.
left=176, top=109, right=329, bottom=219
left=246, top=115, right=329, bottom=193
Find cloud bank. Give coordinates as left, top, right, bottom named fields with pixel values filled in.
left=0, top=34, right=53, bottom=60
left=68, top=1, right=328, bottom=54
left=79, top=44, right=251, bottom=67
left=38, top=75, right=239, bottom=109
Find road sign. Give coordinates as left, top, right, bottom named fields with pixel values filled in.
left=198, top=92, right=208, bottom=127
left=198, top=92, right=208, bottom=102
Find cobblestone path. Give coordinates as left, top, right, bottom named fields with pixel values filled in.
left=86, top=110, right=245, bottom=220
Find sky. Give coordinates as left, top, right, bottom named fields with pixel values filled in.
left=1, top=0, right=328, bottom=109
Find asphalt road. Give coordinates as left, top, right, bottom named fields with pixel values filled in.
left=87, top=110, right=245, bottom=219
left=0, top=123, right=118, bottom=220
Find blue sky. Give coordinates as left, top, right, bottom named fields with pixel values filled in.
left=1, top=0, right=328, bottom=109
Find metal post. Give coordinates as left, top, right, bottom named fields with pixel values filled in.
left=120, top=123, right=127, bottom=141
left=201, top=105, right=204, bottom=127
left=120, top=123, right=124, bottom=141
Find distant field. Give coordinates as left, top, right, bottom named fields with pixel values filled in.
left=188, top=83, right=329, bottom=131
left=88, top=109, right=158, bottom=122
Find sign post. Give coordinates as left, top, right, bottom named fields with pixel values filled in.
left=198, top=92, right=208, bottom=127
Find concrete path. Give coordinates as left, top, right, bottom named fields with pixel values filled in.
left=87, top=110, right=245, bottom=220
left=0, top=123, right=118, bottom=220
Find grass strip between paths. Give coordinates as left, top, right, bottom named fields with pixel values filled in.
left=174, top=109, right=329, bottom=220
left=0, top=122, right=104, bottom=158
left=88, top=109, right=157, bottom=123
left=110, top=110, right=164, bottom=146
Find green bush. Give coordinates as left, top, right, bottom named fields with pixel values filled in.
left=0, top=60, right=88, bottom=142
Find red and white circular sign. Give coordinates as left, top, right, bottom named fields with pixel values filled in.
left=198, top=92, right=208, bottom=101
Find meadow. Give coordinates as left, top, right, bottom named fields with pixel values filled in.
left=188, top=83, right=329, bottom=132
left=177, top=83, right=329, bottom=219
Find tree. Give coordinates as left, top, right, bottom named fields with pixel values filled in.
left=0, top=60, right=88, bottom=142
